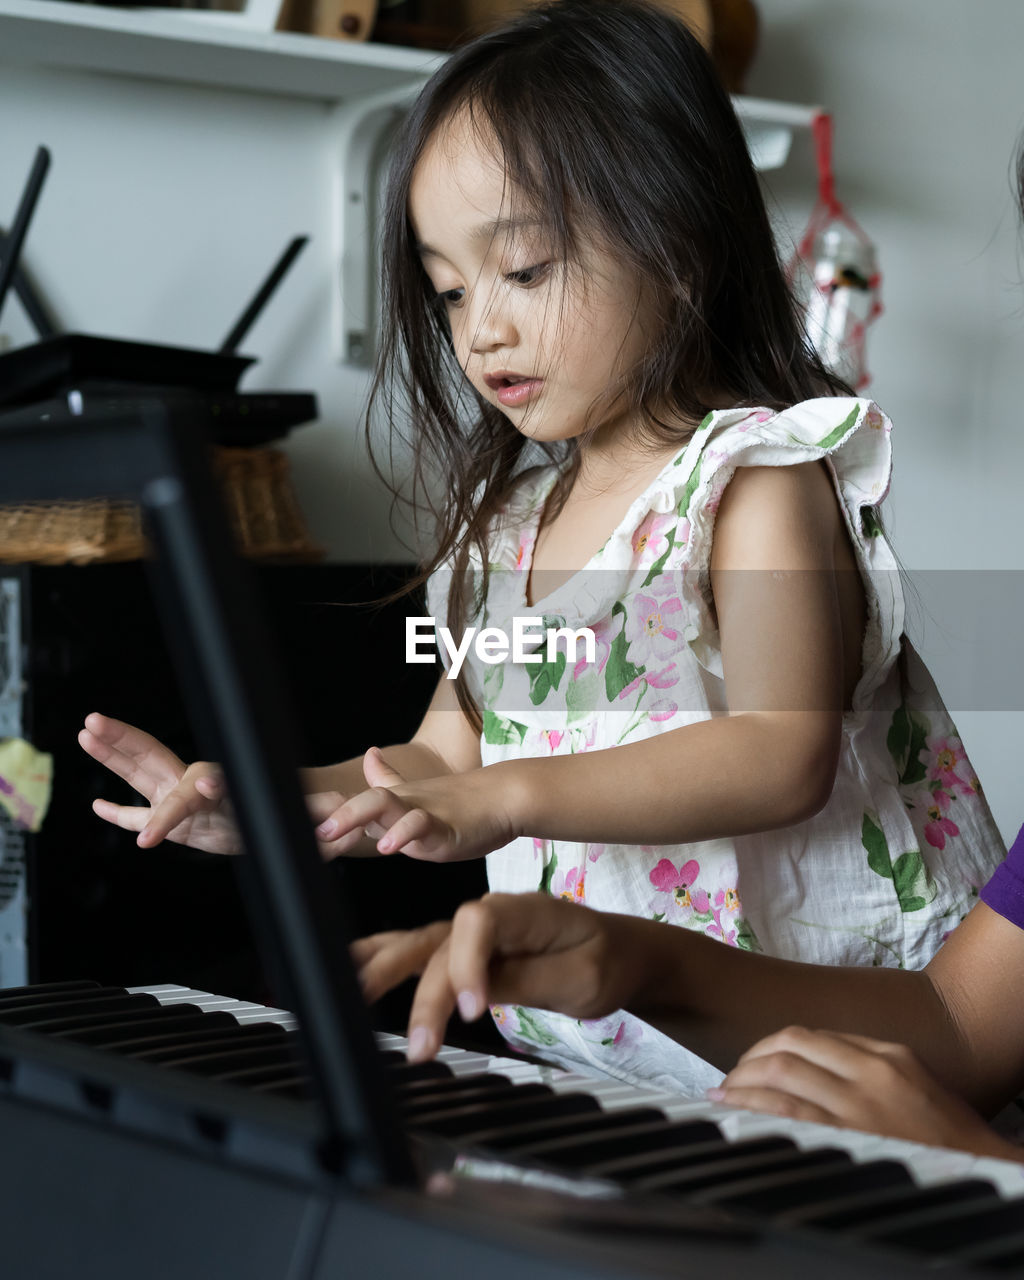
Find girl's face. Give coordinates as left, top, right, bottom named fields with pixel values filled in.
left=408, top=113, right=653, bottom=449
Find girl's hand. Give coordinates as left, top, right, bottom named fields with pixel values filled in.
left=353, top=893, right=635, bottom=1061
left=80, top=713, right=242, bottom=854
left=314, top=748, right=520, bottom=862
left=80, top=712, right=342, bottom=858
left=711, top=1026, right=1020, bottom=1159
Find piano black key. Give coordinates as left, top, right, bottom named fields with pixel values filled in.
left=152, top=1040, right=300, bottom=1077
left=591, top=1134, right=797, bottom=1184
left=401, top=1081, right=552, bottom=1119
left=471, top=1106, right=668, bottom=1155
left=395, top=1071, right=516, bottom=1096
left=1, top=993, right=160, bottom=1027
left=634, top=1143, right=849, bottom=1196
left=15, top=996, right=187, bottom=1035
left=393, top=1073, right=517, bottom=1102
left=517, top=1117, right=722, bottom=1170
left=942, top=1227, right=1024, bottom=1269
left=383, top=1060, right=453, bottom=1084
left=410, top=1089, right=601, bottom=1139
left=0, top=979, right=102, bottom=1005
left=695, top=1157, right=913, bottom=1215
left=781, top=1177, right=999, bottom=1230
left=61, top=1009, right=244, bottom=1050
left=855, top=1195, right=1024, bottom=1253
left=251, top=1075, right=313, bottom=1099
left=214, top=1063, right=310, bottom=1088
left=133, top=1026, right=290, bottom=1065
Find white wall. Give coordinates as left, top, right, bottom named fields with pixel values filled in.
left=3, top=1, right=1024, bottom=841
left=749, top=1, right=1024, bottom=845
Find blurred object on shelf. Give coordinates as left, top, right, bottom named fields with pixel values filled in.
left=708, top=0, right=758, bottom=92
left=85, top=0, right=286, bottom=27
left=0, top=447, right=324, bottom=566
left=277, top=0, right=378, bottom=39
left=790, top=113, right=882, bottom=391
left=370, top=0, right=758, bottom=91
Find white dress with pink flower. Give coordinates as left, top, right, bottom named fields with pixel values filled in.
left=427, top=397, right=1005, bottom=1096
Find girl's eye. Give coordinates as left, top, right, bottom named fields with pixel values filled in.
left=505, top=262, right=551, bottom=287
left=434, top=286, right=465, bottom=309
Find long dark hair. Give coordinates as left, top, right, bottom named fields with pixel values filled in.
left=368, top=0, right=847, bottom=731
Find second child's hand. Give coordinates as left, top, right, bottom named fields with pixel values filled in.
left=353, top=893, right=643, bottom=1061
left=315, top=747, right=521, bottom=862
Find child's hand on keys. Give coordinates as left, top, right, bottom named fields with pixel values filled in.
left=352, top=893, right=639, bottom=1062
left=710, top=1027, right=1019, bottom=1158
left=80, top=712, right=343, bottom=858
left=314, top=746, right=519, bottom=863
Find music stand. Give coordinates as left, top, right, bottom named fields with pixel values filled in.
left=0, top=398, right=413, bottom=1189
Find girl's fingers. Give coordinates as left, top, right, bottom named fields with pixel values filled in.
left=733, top=1026, right=903, bottom=1084
left=406, top=940, right=460, bottom=1062
left=443, top=899, right=502, bottom=1020
left=377, top=808, right=444, bottom=855
left=362, top=746, right=405, bottom=788
left=306, top=791, right=345, bottom=824
left=92, top=797, right=150, bottom=832
left=444, top=896, right=614, bottom=1021
left=314, top=788, right=400, bottom=842
left=353, top=923, right=451, bottom=1005
left=349, top=929, right=409, bottom=969
left=711, top=1083, right=838, bottom=1128
left=81, top=714, right=187, bottom=790
left=315, top=789, right=452, bottom=858
left=720, top=1047, right=850, bottom=1114
left=136, top=762, right=223, bottom=846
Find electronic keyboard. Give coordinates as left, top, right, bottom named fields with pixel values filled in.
left=2, top=978, right=1021, bottom=1278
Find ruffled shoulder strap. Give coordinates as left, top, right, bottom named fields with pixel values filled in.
left=668, top=398, right=903, bottom=709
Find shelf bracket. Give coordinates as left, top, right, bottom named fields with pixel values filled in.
left=733, top=95, right=823, bottom=172
left=332, top=83, right=423, bottom=367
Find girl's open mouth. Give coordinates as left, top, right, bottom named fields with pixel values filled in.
left=485, top=374, right=544, bottom=408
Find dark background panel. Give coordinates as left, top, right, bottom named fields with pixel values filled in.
left=18, top=562, right=500, bottom=1048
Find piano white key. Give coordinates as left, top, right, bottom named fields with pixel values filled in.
left=967, top=1153, right=1024, bottom=1198
left=128, top=984, right=297, bottom=1028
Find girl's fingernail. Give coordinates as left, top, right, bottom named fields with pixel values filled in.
left=706, top=1086, right=725, bottom=1101
left=407, top=1027, right=433, bottom=1062
left=316, top=820, right=337, bottom=838
left=457, top=990, right=480, bottom=1021
left=378, top=835, right=394, bottom=852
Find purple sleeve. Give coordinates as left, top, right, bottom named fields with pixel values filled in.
left=980, top=826, right=1024, bottom=930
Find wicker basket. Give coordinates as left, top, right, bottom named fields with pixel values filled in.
left=0, top=446, right=324, bottom=565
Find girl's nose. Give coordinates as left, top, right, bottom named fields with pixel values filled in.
left=468, top=292, right=518, bottom=354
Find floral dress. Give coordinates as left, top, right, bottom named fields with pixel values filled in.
left=426, top=397, right=1006, bottom=1096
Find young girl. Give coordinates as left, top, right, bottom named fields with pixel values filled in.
left=81, top=0, right=1004, bottom=1096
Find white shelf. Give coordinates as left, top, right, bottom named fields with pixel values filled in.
left=0, top=0, right=823, bottom=150
left=0, top=0, right=443, bottom=101
left=0, top=0, right=823, bottom=365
